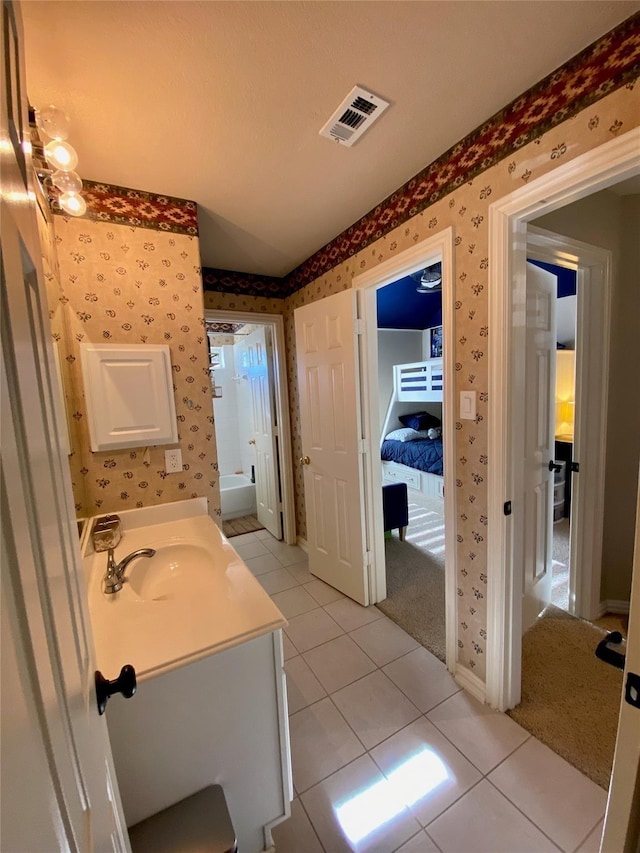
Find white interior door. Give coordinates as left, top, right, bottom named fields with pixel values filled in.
left=602, top=473, right=640, bottom=851
left=522, top=262, right=557, bottom=632
left=294, top=290, right=369, bottom=604
left=245, top=326, right=282, bottom=538
left=1, top=4, right=128, bottom=849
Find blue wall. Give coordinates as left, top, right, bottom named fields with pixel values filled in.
left=377, top=275, right=442, bottom=329
left=527, top=259, right=577, bottom=298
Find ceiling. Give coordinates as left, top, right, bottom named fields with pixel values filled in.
left=21, top=1, right=639, bottom=278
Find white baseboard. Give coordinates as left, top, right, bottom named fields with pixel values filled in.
left=598, top=599, right=630, bottom=617
left=454, top=664, right=486, bottom=704
left=297, top=536, right=308, bottom=554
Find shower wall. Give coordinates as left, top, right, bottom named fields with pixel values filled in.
left=233, top=339, right=257, bottom=479
left=211, top=340, right=256, bottom=478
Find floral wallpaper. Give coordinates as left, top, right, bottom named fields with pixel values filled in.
left=278, top=80, right=640, bottom=680
left=51, top=216, right=219, bottom=520
left=38, top=188, right=88, bottom=512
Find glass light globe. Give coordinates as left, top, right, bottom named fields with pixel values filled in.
left=36, top=105, right=70, bottom=140
left=59, top=192, right=87, bottom=217
left=44, top=140, right=78, bottom=172
left=52, top=170, right=82, bottom=193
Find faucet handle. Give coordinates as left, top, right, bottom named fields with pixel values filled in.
left=92, top=514, right=122, bottom=552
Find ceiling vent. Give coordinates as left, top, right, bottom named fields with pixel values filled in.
left=319, top=86, right=390, bottom=147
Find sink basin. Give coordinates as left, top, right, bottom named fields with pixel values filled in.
left=125, top=540, right=215, bottom=601
left=85, top=499, right=287, bottom=681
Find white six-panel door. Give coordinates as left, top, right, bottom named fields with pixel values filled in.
left=294, top=290, right=369, bottom=605
left=602, top=473, right=640, bottom=851
left=1, top=3, right=128, bottom=849
left=245, top=326, right=282, bottom=539
left=522, top=262, right=557, bottom=632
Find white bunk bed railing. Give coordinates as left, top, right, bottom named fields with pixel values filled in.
left=394, top=359, right=443, bottom=401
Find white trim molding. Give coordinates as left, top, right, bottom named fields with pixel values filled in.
left=353, top=228, right=458, bottom=674
left=599, top=599, right=631, bottom=617
left=454, top=664, right=487, bottom=705
left=527, top=225, right=612, bottom=623
left=486, top=127, right=640, bottom=711
left=204, top=309, right=297, bottom=546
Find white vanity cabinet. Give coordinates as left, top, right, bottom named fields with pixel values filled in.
left=106, top=629, right=291, bottom=853
left=84, top=499, right=291, bottom=853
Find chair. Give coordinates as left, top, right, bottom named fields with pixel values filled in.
left=382, top=482, right=409, bottom=541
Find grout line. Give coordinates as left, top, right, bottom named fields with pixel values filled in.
left=570, top=819, right=603, bottom=853
left=379, top=654, right=462, bottom=715
left=420, top=776, right=486, bottom=832
left=425, top=709, right=532, bottom=777
left=477, top=732, right=532, bottom=776
left=484, top=778, right=564, bottom=852
left=422, top=827, right=445, bottom=853
left=294, top=741, right=368, bottom=797
left=296, top=794, right=328, bottom=853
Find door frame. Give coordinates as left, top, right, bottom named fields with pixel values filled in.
left=486, top=127, right=640, bottom=710
left=526, top=225, right=612, bottom=622
left=204, top=309, right=296, bottom=545
left=353, top=228, right=457, bottom=672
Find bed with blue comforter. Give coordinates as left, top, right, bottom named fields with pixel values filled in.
left=381, top=437, right=443, bottom=476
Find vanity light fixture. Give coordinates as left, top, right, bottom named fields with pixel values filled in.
left=59, top=191, right=87, bottom=216
left=36, top=103, right=86, bottom=217
left=36, top=104, right=70, bottom=140
left=44, top=139, right=78, bottom=172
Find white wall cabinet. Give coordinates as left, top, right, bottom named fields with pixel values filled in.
left=80, top=343, right=178, bottom=451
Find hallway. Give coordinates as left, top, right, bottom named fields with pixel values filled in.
left=231, top=530, right=607, bottom=853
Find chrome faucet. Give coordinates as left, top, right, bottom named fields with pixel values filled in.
left=103, top=547, right=156, bottom=595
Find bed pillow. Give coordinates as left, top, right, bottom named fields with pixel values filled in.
left=398, top=411, right=441, bottom=431
left=385, top=428, right=425, bottom=442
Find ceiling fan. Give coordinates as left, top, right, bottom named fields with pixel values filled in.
left=411, top=262, right=442, bottom=293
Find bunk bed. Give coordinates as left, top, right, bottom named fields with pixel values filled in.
left=381, top=358, right=444, bottom=498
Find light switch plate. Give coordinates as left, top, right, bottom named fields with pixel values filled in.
left=460, top=390, right=476, bottom=420
left=165, top=449, right=183, bottom=473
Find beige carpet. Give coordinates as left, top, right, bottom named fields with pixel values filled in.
left=508, top=605, right=624, bottom=789
left=376, top=492, right=446, bottom=662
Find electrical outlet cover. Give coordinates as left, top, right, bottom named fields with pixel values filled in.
left=164, top=449, right=183, bottom=473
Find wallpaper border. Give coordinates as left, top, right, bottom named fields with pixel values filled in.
left=202, top=267, right=288, bottom=299
left=68, top=180, right=199, bottom=236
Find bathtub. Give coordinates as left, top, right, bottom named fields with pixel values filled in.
left=220, top=473, right=257, bottom=520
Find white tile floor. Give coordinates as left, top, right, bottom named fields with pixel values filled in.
left=231, top=530, right=607, bottom=853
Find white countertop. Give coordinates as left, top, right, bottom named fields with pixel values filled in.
left=85, top=499, right=287, bottom=682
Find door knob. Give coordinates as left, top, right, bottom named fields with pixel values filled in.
left=595, top=631, right=625, bottom=671
left=95, top=665, right=137, bottom=715
left=299, top=455, right=311, bottom=465
left=248, top=439, right=256, bottom=445
left=548, top=460, right=562, bottom=473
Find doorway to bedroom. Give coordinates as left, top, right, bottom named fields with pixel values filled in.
left=374, top=269, right=448, bottom=662
left=354, top=229, right=457, bottom=671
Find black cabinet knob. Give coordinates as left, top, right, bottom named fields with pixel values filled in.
left=95, top=665, right=137, bottom=715
left=548, top=460, right=562, bottom=473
